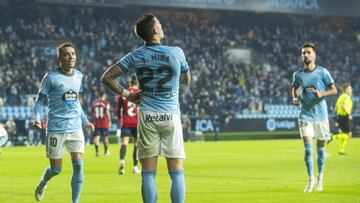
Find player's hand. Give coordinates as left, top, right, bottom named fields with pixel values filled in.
left=311, top=89, right=323, bottom=98
left=293, top=97, right=300, bottom=105
left=349, top=115, right=353, bottom=120
left=85, top=122, right=95, bottom=133
left=33, top=120, right=42, bottom=130
left=127, top=91, right=142, bottom=104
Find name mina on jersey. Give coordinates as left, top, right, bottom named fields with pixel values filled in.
left=36, top=68, right=85, bottom=133
left=292, top=65, right=334, bottom=121
left=92, top=99, right=111, bottom=129
left=116, top=44, right=189, bottom=115
left=116, top=87, right=139, bottom=128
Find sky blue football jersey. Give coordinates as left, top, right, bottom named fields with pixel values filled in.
left=34, top=68, right=86, bottom=133
left=292, top=66, right=335, bottom=121
left=116, top=44, right=189, bottom=114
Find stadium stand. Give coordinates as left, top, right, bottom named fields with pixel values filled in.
left=0, top=0, right=359, bottom=124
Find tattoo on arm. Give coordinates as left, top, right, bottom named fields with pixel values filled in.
left=101, top=64, right=127, bottom=95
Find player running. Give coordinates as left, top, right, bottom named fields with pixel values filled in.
left=292, top=42, right=337, bottom=193
left=33, top=42, right=94, bottom=203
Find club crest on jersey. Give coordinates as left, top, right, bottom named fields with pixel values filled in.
left=62, top=90, right=78, bottom=105
left=303, top=85, right=316, bottom=101
left=304, top=85, right=316, bottom=93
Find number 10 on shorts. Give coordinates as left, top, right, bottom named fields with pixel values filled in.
left=50, top=137, right=57, bottom=147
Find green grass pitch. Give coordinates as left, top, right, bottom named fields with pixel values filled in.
left=0, top=138, right=359, bottom=203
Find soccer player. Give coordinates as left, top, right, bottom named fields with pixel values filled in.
left=329, top=84, right=353, bottom=155
left=101, top=13, right=191, bottom=203
left=292, top=42, right=337, bottom=193
left=0, top=97, right=8, bottom=154
left=33, top=42, right=94, bottom=203
left=92, top=92, right=112, bottom=156
left=116, top=75, right=141, bottom=174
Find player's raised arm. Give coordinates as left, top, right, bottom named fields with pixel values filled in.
left=101, top=64, right=141, bottom=104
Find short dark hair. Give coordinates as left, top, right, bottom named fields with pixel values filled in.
left=343, top=83, right=351, bottom=91
left=302, top=42, right=316, bottom=52
left=57, top=42, right=75, bottom=57
left=100, top=91, right=107, bottom=97
left=134, top=13, right=156, bottom=42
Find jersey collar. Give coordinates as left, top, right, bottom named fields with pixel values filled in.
left=57, top=67, right=75, bottom=76
left=303, top=65, right=318, bottom=73
left=145, top=43, right=161, bottom=46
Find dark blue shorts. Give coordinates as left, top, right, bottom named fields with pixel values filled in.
left=94, top=128, right=109, bottom=137
left=121, top=127, right=137, bottom=138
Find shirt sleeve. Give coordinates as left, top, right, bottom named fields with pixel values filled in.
left=81, top=109, right=90, bottom=124
left=291, top=72, right=300, bottom=88
left=344, top=96, right=352, bottom=114
left=178, top=47, right=189, bottom=73
left=79, top=81, right=84, bottom=93
left=323, top=68, right=334, bottom=86
left=78, top=72, right=84, bottom=93
left=33, top=93, right=47, bottom=122
left=116, top=52, right=135, bottom=74
left=38, top=73, right=51, bottom=95
left=33, top=73, right=51, bottom=121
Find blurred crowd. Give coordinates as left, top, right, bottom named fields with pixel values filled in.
left=0, top=1, right=359, bottom=123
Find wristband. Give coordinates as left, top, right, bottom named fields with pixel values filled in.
left=121, top=89, right=130, bottom=98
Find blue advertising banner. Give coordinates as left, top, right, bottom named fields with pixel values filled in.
left=37, top=0, right=360, bottom=17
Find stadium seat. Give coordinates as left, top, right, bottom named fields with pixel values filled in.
left=26, top=107, right=32, bottom=117
left=0, top=108, right=6, bottom=120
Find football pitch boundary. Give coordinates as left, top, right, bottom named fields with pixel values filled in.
left=203, top=131, right=299, bottom=141
left=0, top=138, right=359, bottom=203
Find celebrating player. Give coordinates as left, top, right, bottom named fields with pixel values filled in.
left=33, top=42, right=94, bottom=203
left=292, top=42, right=337, bottom=193
left=101, top=13, right=191, bottom=203
left=92, top=92, right=112, bottom=156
